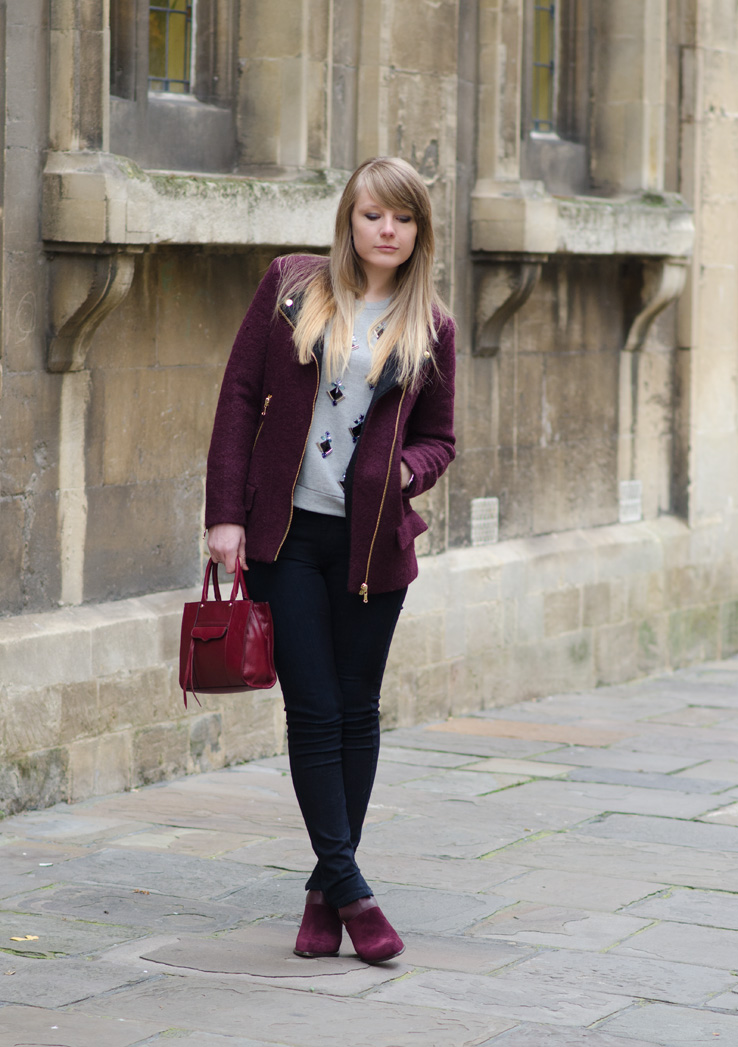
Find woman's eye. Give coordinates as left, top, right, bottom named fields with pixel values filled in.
left=365, top=212, right=380, bottom=220
left=397, top=215, right=413, bottom=223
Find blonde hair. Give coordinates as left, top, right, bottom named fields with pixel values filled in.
left=278, top=157, right=449, bottom=387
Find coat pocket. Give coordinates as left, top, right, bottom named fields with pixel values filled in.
left=396, top=508, right=428, bottom=550
left=243, top=483, right=257, bottom=512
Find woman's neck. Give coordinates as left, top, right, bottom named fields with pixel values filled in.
left=362, top=272, right=397, bottom=302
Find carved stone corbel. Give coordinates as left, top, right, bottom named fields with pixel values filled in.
left=47, top=247, right=138, bottom=372
left=473, top=257, right=545, bottom=356
left=624, top=258, right=689, bottom=352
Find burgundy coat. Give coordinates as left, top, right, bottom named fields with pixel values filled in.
left=205, top=256, right=456, bottom=597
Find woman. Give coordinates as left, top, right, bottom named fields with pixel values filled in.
left=205, top=156, right=456, bottom=964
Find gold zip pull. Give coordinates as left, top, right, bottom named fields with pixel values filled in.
left=359, top=582, right=369, bottom=603
left=261, top=394, right=273, bottom=416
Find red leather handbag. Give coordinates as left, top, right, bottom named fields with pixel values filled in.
left=179, top=558, right=277, bottom=708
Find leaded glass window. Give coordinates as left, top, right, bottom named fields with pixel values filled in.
left=532, top=2, right=556, bottom=132
left=149, top=1, right=193, bottom=93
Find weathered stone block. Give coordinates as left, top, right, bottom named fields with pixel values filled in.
left=98, top=667, right=173, bottom=732
left=544, top=588, right=582, bottom=637
left=583, top=582, right=612, bottom=628
left=133, top=722, right=189, bottom=786
left=59, top=681, right=99, bottom=744
left=219, top=690, right=285, bottom=765
left=0, top=747, right=69, bottom=817
left=635, top=614, right=668, bottom=676
left=668, top=605, right=720, bottom=669
left=595, top=621, right=639, bottom=686
left=68, top=732, right=132, bottom=802
left=189, top=713, right=224, bottom=772
left=721, top=600, right=738, bottom=657
left=84, top=479, right=203, bottom=602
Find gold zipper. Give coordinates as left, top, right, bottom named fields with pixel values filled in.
left=359, top=387, right=408, bottom=602
left=252, top=394, right=273, bottom=450
left=274, top=354, right=320, bottom=560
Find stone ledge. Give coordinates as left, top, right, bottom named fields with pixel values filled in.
left=471, top=180, right=694, bottom=258
left=42, top=151, right=346, bottom=248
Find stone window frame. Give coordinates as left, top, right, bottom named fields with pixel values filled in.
left=109, top=0, right=238, bottom=171
left=520, top=0, right=590, bottom=195
left=111, top=0, right=233, bottom=105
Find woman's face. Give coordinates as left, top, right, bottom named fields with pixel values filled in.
left=350, top=186, right=418, bottom=284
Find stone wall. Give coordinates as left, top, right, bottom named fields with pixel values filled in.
left=3, top=512, right=737, bottom=816
left=2, top=0, right=738, bottom=814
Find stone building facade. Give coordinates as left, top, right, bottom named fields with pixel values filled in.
left=1, top=0, right=736, bottom=812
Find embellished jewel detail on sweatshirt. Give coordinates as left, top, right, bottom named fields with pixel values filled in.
left=348, top=414, right=365, bottom=443
left=351, top=335, right=360, bottom=352
left=374, top=321, right=386, bottom=339
left=338, top=473, right=346, bottom=491
left=327, top=380, right=345, bottom=406
left=317, top=431, right=333, bottom=457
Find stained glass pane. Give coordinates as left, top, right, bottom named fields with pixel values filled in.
left=149, top=1, right=192, bottom=93
left=532, top=3, right=555, bottom=133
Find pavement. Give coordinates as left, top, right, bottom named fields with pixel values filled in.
left=3, top=662, right=738, bottom=1046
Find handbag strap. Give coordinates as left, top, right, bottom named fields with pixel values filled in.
left=202, top=558, right=254, bottom=603
left=182, top=635, right=202, bottom=710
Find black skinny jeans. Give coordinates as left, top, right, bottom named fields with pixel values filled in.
left=246, top=508, right=406, bottom=909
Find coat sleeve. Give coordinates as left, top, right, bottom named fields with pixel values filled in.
left=400, top=315, right=457, bottom=496
left=204, top=258, right=283, bottom=529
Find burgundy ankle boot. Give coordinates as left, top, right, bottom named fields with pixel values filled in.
left=341, top=903, right=404, bottom=964
left=294, top=894, right=343, bottom=958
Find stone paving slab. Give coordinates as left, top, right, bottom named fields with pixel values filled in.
left=581, top=811, right=738, bottom=850
left=0, top=957, right=148, bottom=1008
left=0, top=910, right=140, bottom=957
left=378, top=745, right=479, bottom=768
left=369, top=968, right=633, bottom=1027
left=484, top=778, right=720, bottom=818
left=692, top=751, right=738, bottom=779
left=494, top=867, right=662, bottom=911
left=601, top=1002, right=738, bottom=1043
left=503, top=830, right=738, bottom=892
left=107, top=826, right=267, bottom=857
left=47, top=847, right=286, bottom=899
left=427, top=717, right=634, bottom=747
left=565, top=765, right=734, bottom=794
left=78, top=976, right=517, bottom=1046
left=394, top=769, right=530, bottom=794
left=468, top=902, right=650, bottom=951
left=382, top=725, right=564, bottom=758
left=487, top=1023, right=660, bottom=1047
left=625, top=885, right=738, bottom=930
left=370, top=884, right=510, bottom=934
left=535, top=746, right=698, bottom=773
left=462, top=757, right=578, bottom=777
left=0, top=1005, right=166, bottom=1047
left=612, top=919, right=738, bottom=969
left=9, top=883, right=248, bottom=934
left=699, top=799, right=738, bottom=825
left=506, top=947, right=737, bottom=1006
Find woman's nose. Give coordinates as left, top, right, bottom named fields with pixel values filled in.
left=380, top=216, right=395, bottom=236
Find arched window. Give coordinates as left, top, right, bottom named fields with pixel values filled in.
left=148, top=1, right=194, bottom=94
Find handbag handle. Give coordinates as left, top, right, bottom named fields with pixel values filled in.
left=201, top=558, right=252, bottom=604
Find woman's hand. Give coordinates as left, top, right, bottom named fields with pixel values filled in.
left=207, top=523, right=247, bottom=574
left=400, top=460, right=414, bottom=490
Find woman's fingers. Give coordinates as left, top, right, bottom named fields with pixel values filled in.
left=207, top=523, right=247, bottom=574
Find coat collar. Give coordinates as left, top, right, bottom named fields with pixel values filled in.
left=278, top=290, right=430, bottom=398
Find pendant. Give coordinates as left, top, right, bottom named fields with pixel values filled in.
left=317, top=431, right=333, bottom=458
left=348, top=414, right=365, bottom=443
left=327, top=380, right=345, bottom=406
